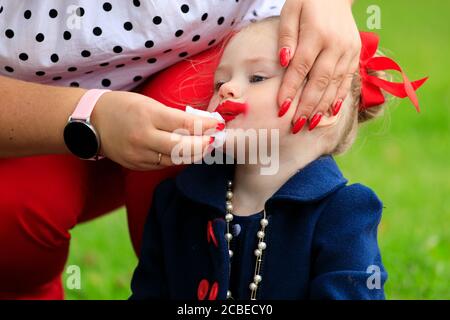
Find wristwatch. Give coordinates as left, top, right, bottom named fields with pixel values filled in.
left=63, top=89, right=111, bottom=160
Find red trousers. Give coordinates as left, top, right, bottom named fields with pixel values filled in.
left=0, top=46, right=221, bottom=299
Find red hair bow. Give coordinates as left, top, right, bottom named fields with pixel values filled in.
left=359, top=31, right=428, bottom=111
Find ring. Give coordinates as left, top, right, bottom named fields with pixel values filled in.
left=156, top=152, right=162, bottom=166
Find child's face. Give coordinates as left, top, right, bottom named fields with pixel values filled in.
left=206, top=20, right=347, bottom=160
left=207, top=22, right=295, bottom=134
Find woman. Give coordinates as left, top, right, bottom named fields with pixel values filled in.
left=0, top=0, right=360, bottom=299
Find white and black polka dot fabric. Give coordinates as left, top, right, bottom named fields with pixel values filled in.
left=0, top=1, right=283, bottom=91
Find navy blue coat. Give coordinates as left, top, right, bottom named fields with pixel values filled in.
left=130, top=155, right=387, bottom=300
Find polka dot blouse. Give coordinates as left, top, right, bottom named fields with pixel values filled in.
left=0, top=0, right=283, bottom=91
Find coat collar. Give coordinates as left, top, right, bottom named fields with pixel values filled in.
left=175, top=155, right=348, bottom=214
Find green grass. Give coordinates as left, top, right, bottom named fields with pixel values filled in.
left=65, top=0, right=449, bottom=299
left=64, top=209, right=136, bottom=300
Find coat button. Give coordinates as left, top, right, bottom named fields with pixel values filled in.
left=197, top=279, right=209, bottom=300
left=206, top=220, right=218, bottom=247
left=208, top=282, right=219, bottom=300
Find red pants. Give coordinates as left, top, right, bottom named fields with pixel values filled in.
left=0, top=46, right=221, bottom=299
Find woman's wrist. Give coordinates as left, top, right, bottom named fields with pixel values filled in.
left=0, top=75, right=87, bottom=158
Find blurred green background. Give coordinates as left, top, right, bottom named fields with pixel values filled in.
left=64, top=0, right=450, bottom=299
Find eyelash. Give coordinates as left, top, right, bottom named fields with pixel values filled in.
left=214, top=75, right=268, bottom=91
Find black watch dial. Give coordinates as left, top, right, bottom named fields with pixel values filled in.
left=63, top=121, right=100, bottom=159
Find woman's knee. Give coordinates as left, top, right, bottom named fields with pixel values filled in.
left=0, top=155, right=89, bottom=291
left=0, top=194, right=71, bottom=291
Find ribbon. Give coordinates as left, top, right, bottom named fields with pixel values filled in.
left=359, top=32, right=428, bottom=112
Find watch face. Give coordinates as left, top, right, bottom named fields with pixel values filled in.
left=64, top=121, right=100, bottom=159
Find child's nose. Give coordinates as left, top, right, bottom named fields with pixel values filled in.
left=219, top=81, right=241, bottom=99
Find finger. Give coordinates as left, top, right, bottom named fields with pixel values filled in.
left=129, top=133, right=212, bottom=170
left=313, top=52, right=353, bottom=119
left=291, top=49, right=341, bottom=127
left=136, top=150, right=175, bottom=169
left=152, top=103, right=220, bottom=136
left=149, top=129, right=213, bottom=159
left=120, top=158, right=166, bottom=172
left=169, top=135, right=213, bottom=164
left=278, top=0, right=302, bottom=68
left=277, top=35, right=322, bottom=115
left=334, top=54, right=359, bottom=114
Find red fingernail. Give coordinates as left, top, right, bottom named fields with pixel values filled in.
left=332, top=99, right=343, bottom=116
left=216, top=123, right=225, bottom=131
left=278, top=98, right=292, bottom=117
left=292, top=116, right=307, bottom=134
left=209, top=137, right=215, bottom=144
left=308, top=113, right=323, bottom=131
left=279, top=47, right=291, bottom=68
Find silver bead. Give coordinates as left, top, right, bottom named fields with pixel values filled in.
left=258, top=242, right=266, bottom=250
left=225, top=233, right=233, bottom=241
left=225, top=213, right=233, bottom=222
left=254, top=249, right=262, bottom=257
left=260, top=218, right=269, bottom=227
left=226, top=202, right=233, bottom=212
left=226, top=191, right=233, bottom=200
left=227, top=290, right=232, bottom=299
left=249, top=282, right=258, bottom=291
left=257, top=231, right=265, bottom=239
left=254, top=275, right=262, bottom=283
left=227, top=181, right=233, bottom=188
left=229, top=250, right=233, bottom=257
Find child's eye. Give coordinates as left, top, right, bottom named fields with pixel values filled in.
left=214, top=75, right=267, bottom=91
left=214, top=81, right=225, bottom=91
left=250, top=75, right=267, bottom=83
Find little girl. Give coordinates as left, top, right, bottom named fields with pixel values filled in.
left=130, top=16, right=427, bottom=300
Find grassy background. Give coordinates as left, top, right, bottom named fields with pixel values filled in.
left=64, top=0, right=450, bottom=299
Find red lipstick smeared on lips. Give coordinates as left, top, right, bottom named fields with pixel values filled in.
left=215, top=100, right=248, bottom=123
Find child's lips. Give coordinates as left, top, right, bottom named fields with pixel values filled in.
left=215, top=100, right=248, bottom=122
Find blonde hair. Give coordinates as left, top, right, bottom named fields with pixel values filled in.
left=330, top=68, right=388, bottom=155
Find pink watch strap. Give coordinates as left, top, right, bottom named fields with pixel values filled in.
left=71, top=89, right=111, bottom=120
left=70, top=89, right=111, bottom=160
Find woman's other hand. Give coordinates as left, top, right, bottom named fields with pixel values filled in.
left=277, top=0, right=361, bottom=132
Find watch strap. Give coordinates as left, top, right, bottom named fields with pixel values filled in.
left=71, top=89, right=111, bottom=121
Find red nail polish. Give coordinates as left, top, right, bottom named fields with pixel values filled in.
left=292, top=116, right=307, bottom=134
left=279, top=47, right=291, bottom=68
left=278, top=98, right=292, bottom=117
left=308, top=113, right=323, bottom=131
left=332, top=100, right=343, bottom=116
left=209, top=137, right=215, bottom=144
left=216, top=123, right=225, bottom=131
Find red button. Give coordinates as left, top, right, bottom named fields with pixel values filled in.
left=197, top=279, right=209, bottom=300
left=208, top=282, right=219, bottom=300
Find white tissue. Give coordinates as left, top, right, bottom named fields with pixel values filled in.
left=185, top=106, right=226, bottom=149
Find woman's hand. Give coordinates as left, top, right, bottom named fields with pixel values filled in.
left=91, top=91, right=219, bottom=171
left=277, top=0, right=361, bottom=132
